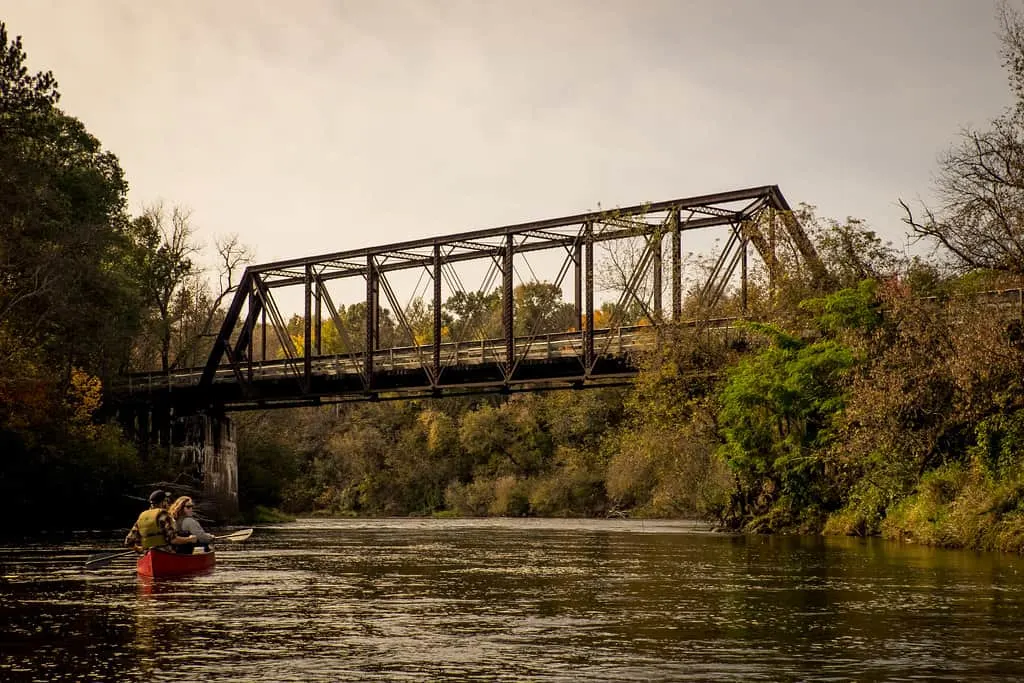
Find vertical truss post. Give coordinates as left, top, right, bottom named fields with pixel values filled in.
left=503, top=234, right=514, bottom=368
left=671, top=208, right=681, bottom=322
left=365, top=254, right=378, bottom=387
left=260, top=305, right=266, bottom=362
left=314, top=277, right=322, bottom=356
left=653, top=230, right=663, bottom=323
left=574, top=241, right=583, bottom=331
left=304, top=265, right=312, bottom=385
left=247, top=285, right=256, bottom=382
left=741, top=234, right=748, bottom=316
left=768, top=212, right=777, bottom=306
left=433, top=244, right=442, bottom=381
left=584, top=221, right=594, bottom=369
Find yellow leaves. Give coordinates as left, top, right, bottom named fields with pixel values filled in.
left=418, top=408, right=455, bottom=455
left=288, top=333, right=304, bottom=358
left=319, top=323, right=344, bottom=355
left=284, top=322, right=359, bottom=357
left=65, top=366, right=102, bottom=439
left=418, top=409, right=440, bottom=452
left=577, top=309, right=609, bottom=330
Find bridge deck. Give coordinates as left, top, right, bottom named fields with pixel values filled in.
left=118, top=323, right=741, bottom=410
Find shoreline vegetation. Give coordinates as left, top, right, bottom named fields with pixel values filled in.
left=232, top=276, right=1024, bottom=556
left=7, top=7, right=1024, bottom=554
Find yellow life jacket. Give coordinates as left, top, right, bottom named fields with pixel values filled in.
left=136, top=508, right=168, bottom=550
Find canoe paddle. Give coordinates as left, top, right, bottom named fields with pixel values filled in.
left=214, top=528, right=253, bottom=542
left=83, top=549, right=137, bottom=569
left=83, top=529, right=254, bottom=569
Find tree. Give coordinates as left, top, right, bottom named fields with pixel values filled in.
left=0, top=23, right=158, bottom=530
left=0, top=23, right=138, bottom=380
left=170, top=232, right=254, bottom=368
left=127, top=202, right=200, bottom=371
left=901, top=3, right=1024, bottom=275
left=284, top=302, right=398, bottom=359
left=396, top=297, right=435, bottom=347
left=716, top=284, right=874, bottom=530
left=596, top=232, right=662, bottom=318
left=212, top=233, right=254, bottom=312
left=797, top=206, right=899, bottom=289
left=513, top=281, right=575, bottom=336
left=443, top=289, right=502, bottom=341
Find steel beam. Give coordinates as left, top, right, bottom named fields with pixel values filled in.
left=304, top=265, right=312, bottom=385
left=584, top=221, right=594, bottom=369
left=503, top=234, right=514, bottom=373
left=253, top=214, right=752, bottom=289
left=193, top=185, right=822, bottom=399
left=253, top=185, right=783, bottom=274
left=433, top=244, right=442, bottom=382
left=653, top=230, right=662, bottom=322
left=314, top=277, right=322, bottom=355
left=671, top=209, right=681, bottom=321
left=365, top=255, right=377, bottom=388
left=574, top=242, right=582, bottom=331
left=201, top=271, right=252, bottom=387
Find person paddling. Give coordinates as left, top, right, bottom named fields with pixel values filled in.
left=169, top=496, right=214, bottom=554
left=125, top=490, right=197, bottom=553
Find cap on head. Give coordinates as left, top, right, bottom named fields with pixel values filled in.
left=148, top=490, right=172, bottom=505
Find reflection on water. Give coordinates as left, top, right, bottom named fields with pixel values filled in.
left=2, top=518, right=1024, bottom=681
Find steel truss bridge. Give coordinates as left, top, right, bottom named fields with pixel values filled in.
left=114, top=185, right=827, bottom=416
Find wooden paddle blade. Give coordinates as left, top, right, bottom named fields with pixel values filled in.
left=84, top=549, right=137, bottom=569
left=215, top=528, right=253, bottom=542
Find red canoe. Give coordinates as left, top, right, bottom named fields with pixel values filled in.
left=137, top=549, right=216, bottom=578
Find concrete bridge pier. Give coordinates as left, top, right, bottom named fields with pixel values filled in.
left=118, top=404, right=239, bottom=520
left=172, top=412, right=239, bottom=520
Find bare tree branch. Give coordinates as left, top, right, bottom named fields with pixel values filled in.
left=211, top=233, right=254, bottom=313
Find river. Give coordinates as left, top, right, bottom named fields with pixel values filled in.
left=2, top=518, right=1024, bottom=681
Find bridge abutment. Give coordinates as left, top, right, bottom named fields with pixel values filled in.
left=119, top=404, right=239, bottom=520
left=173, top=412, right=239, bottom=520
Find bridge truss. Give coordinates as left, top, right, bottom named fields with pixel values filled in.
left=119, top=185, right=826, bottom=413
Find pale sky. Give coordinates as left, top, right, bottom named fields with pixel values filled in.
left=3, top=0, right=1012, bottom=274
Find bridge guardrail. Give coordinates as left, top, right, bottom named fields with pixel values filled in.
left=120, top=322, right=742, bottom=394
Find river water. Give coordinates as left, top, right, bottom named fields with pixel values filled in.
left=2, top=518, right=1024, bottom=681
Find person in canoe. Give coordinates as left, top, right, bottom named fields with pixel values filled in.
left=125, top=490, right=197, bottom=553
left=169, top=496, right=215, bottom=554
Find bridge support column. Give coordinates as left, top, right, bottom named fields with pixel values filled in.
left=433, top=244, right=442, bottom=381
left=365, top=254, right=379, bottom=388
left=671, top=208, right=681, bottom=322
left=741, top=233, right=748, bottom=315
left=314, top=273, right=322, bottom=355
left=116, top=403, right=239, bottom=521
left=260, top=304, right=267, bottom=362
left=121, top=402, right=153, bottom=455
left=503, top=234, right=514, bottom=368
left=304, top=265, right=313, bottom=384
left=574, top=242, right=583, bottom=331
left=584, top=221, right=594, bottom=368
left=173, top=412, right=239, bottom=520
left=653, top=230, right=662, bottom=322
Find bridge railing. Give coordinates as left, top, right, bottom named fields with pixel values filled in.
left=121, top=321, right=743, bottom=394
left=919, top=286, right=1024, bottom=310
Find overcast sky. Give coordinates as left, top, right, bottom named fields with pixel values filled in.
left=3, top=1, right=1013, bottom=271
